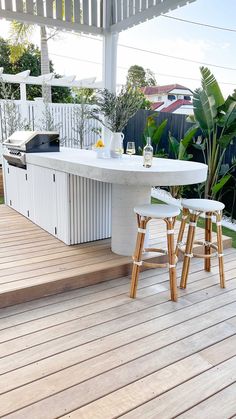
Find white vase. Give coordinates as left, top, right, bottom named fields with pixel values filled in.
left=110, top=132, right=124, bottom=158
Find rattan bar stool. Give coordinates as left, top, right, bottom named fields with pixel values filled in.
left=176, top=199, right=225, bottom=289
left=130, top=204, right=180, bottom=302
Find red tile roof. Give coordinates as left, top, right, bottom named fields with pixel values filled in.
left=161, top=99, right=192, bottom=113
left=142, top=84, right=191, bottom=96
left=150, top=101, right=164, bottom=110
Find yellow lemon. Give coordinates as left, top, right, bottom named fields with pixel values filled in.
left=96, top=139, right=105, bottom=148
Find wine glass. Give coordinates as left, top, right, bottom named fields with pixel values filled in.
left=126, top=141, right=136, bottom=156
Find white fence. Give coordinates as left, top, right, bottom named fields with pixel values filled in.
left=0, top=99, right=101, bottom=148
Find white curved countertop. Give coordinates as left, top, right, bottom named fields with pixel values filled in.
left=26, top=148, right=208, bottom=187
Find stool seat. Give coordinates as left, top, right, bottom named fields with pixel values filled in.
left=134, top=204, right=180, bottom=219
left=181, top=199, right=225, bottom=213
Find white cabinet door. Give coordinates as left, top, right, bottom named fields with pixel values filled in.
left=3, top=161, right=31, bottom=218
left=30, top=164, right=57, bottom=237
left=29, top=164, right=70, bottom=242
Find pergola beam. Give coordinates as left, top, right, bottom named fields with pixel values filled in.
left=110, top=0, right=196, bottom=32
left=0, top=71, right=102, bottom=89
left=0, top=0, right=197, bottom=92
left=0, top=9, right=103, bottom=35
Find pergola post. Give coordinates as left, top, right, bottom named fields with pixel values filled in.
left=19, top=83, right=28, bottom=121
left=102, top=31, right=119, bottom=92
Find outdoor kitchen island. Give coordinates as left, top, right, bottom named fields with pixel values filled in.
left=3, top=148, right=208, bottom=256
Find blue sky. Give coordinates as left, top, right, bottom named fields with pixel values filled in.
left=0, top=0, right=235, bottom=96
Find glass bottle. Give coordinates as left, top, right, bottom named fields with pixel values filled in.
left=143, top=137, right=153, bottom=168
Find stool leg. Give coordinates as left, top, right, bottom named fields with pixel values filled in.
left=180, top=212, right=197, bottom=289
left=175, top=208, right=189, bottom=257
left=204, top=212, right=212, bottom=272
left=216, top=211, right=225, bottom=288
left=130, top=216, right=147, bottom=298
left=166, top=217, right=177, bottom=302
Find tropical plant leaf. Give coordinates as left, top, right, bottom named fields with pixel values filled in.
left=168, top=134, right=179, bottom=158
left=193, top=142, right=206, bottom=151
left=219, top=164, right=230, bottom=176
left=212, top=174, right=231, bottom=194
left=193, top=88, right=214, bottom=134
left=200, top=66, right=225, bottom=110
left=181, top=126, right=198, bottom=149
left=218, top=130, right=236, bottom=148
left=9, top=21, right=34, bottom=63
left=152, top=118, right=168, bottom=145
left=217, top=98, right=236, bottom=128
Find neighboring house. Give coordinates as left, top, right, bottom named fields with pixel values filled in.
left=142, top=84, right=193, bottom=115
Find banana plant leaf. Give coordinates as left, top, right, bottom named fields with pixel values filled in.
left=218, top=129, right=236, bottom=148
left=219, top=164, right=230, bottom=176
left=168, top=135, right=179, bottom=158
left=152, top=119, right=168, bottom=145
left=217, top=99, right=236, bottom=128
left=179, top=126, right=198, bottom=159
left=200, top=66, right=225, bottom=111
left=193, top=88, right=214, bottom=134
left=212, top=174, right=231, bottom=194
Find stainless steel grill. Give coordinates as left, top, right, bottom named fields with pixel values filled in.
left=3, top=131, right=60, bottom=169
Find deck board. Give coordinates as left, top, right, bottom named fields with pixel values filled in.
left=0, top=205, right=232, bottom=308
left=0, top=248, right=235, bottom=417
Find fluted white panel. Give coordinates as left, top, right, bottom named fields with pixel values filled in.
left=69, top=175, right=112, bottom=244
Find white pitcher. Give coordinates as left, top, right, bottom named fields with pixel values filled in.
left=110, top=132, right=124, bottom=158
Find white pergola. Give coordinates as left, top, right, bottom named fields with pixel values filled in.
left=0, top=68, right=103, bottom=100
left=0, top=0, right=196, bottom=91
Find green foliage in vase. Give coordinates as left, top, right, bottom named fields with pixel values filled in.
left=189, top=66, right=236, bottom=199
left=92, top=86, right=144, bottom=133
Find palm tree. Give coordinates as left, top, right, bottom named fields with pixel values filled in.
left=9, top=20, right=53, bottom=102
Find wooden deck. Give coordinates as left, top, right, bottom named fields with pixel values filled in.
left=0, top=204, right=232, bottom=308
left=0, top=247, right=235, bottom=418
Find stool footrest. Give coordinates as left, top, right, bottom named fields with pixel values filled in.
left=192, top=252, right=218, bottom=259
left=144, top=248, right=167, bottom=255
left=143, top=261, right=168, bottom=269
left=177, top=240, right=218, bottom=259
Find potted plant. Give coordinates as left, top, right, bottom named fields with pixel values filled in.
left=92, top=86, right=144, bottom=158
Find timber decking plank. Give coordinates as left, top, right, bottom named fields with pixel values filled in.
left=0, top=247, right=235, bottom=418
left=1, top=278, right=236, bottom=361
left=1, top=320, right=235, bottom=418
left=0, top=247, right=235, bottom=320
left=1, top=258, right=235, bottom=337
left=60, top=336, right=236, bottom=419
left=178, top=382, right=236, bottom=419
left=0, top=204, right=232, bottom=308
left=122, top=356, right=236, bottom=419
left=1, top=264, right=235, bottom=345
left=1, top=287, right=236, bottom=394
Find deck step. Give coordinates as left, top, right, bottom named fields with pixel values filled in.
left=0, top=205, right=232, bottom=308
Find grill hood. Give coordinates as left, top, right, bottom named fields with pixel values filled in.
left=3, top=131, right=60, bottom=152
